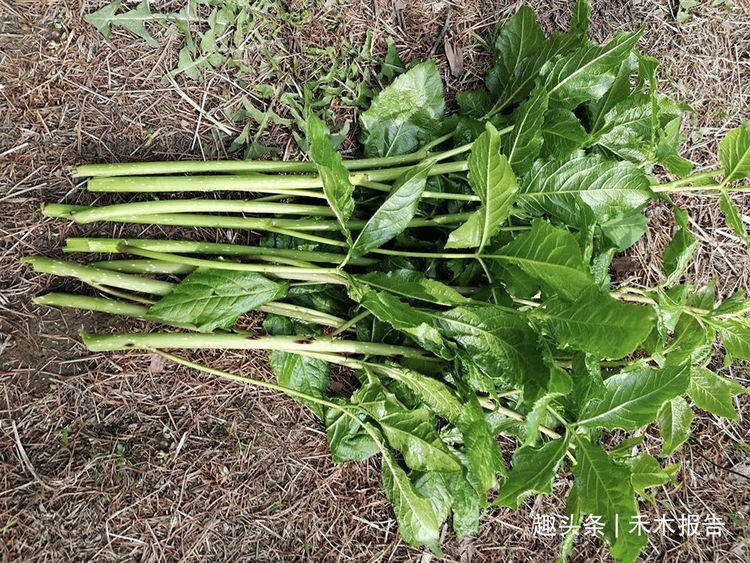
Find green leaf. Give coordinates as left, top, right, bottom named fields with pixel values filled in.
left=493, top=220, right=594, bottom=301
left=588, top=93, right=687, bottom=163
left=436, top=305, right=550, bottom=402
left=719, top=190, right=748, bottom=243
left=84, top=0, right=122, bottom=37
left=543, top=31, right=643, bottom=109
left=269, top=351, right=330, bottom=419
left=518, top=154, right=653, bottom=230
left=357, top=399, right=460, bottom=473
left=352, top=159, right=433, bottom=256
left=587, top=57, right=637, bottom=134
left=577, top=363, right=690, bottom=430
left=485, top=5, right=547, bottom=110
left=600, top=208, right=649, bottom=250
left=325, top=405, right=379, bottom=463
left=348, top=287, right=449, bottom=357
left=458, top=401, right=503, bottom=496
left=688, top=366, right=746, bottom=420
left=456, top=89, right=493, bottom=118
left=662, top=207, right=697, bottom=286
left=307, top=111, right=355, bottom=243
left=353, top=269, right=469, bottom=306
left=360, top=61, right=445, bottom=157
left=628, top=452, right=678, bottom=499
left=504, top=89, right=549, bottom=175
left=543, top=286, right=655, bottom=358
left=147, top=269, right=288, bottom=331
left=85, top=0, right=161, bottom=48
left=718, top=319, right=750, bottom=361
left=569, top=0, right=592, bottom=39
left=657, top=396, right=693, bottom=456
left=495, top=434, right=569, bottom=510
left=541, top=107, right=588, bottom=158
left=374, top=364, right=464, bottom=424
left=719, top=121, right=750, bottom=183
left=381, top=449, right=442, bottom=554
left=571, top=436, right=647, bottom=562
left=656, top=117, right=693, bottom=177
left=446, top=123, right=518, bottom=250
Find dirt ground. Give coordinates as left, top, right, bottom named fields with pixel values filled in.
left=1, top=0, right=748, bottom=561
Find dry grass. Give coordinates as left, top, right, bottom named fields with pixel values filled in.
left=1, top=0, right=748, bottom=560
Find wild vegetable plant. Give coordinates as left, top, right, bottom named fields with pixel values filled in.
left=29, top=1, right=749, bottom=560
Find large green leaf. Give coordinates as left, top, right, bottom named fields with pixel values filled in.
left=719, top=121, right=750, bottom=183
left=353, top=269, right=469, bottom=306
left=446, top=123, right=518, bottom=250
left=543, top=30, right=642, bottom=109
left=352, top=159, right=433, bottom=256
left=147, top=269, right=288, bottom=331
left=325, top=405, right=380, bottom=463
left=485, top=5, right=547, bottom=110
left=374, top=364, right=464, bottom=424
left=662, top=207, right=697, bottom=286
left=588, top=93, right=686, bottom=162
left=307, top=111, right=355, bottom=242
left=381, top=448, right=443, bottom=553
left=503, top=89, right=548, bottom=175
left=657, top=396, right=693, bottom=456
left=491, top=219, right=594, bottom=301
left=586, top=56, right=636, bottom=132
left=688, top=366, right=746, bottom=420
left=348, top=287, right=450, bottom=357
left=435, top=305, right=551, bottom=402
left=269, top=351, right=330, bottom=419
left=542, top=286, right=655, bottom=358
left=495, top=434, right=569, bottom=509
left=540, top=107, right=587, bottom=158
left=571, top=436, right=647, bottom=562
left=577, top=364, right=690, bottom=430
left=628, top=452, right=678, bottom=500
left=360, top=61, right=445, bottom=157
left=517, top=154, right=653, bottom=229
left=717, top=319, right=750, bottom=361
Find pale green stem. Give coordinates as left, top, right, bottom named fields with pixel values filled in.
left=652, top=168, right=723, bottom=191
left=26, top=258, right=345, bottom=327
left=80, top=332, right=433, bottom=359
left=84, top=161, right=470, bottom=194
left=69, top=199, right=338, bottom=224
left=66, top=237, right=378, bottom=266
left=330, top=309, right=371, bottom=337
left=70, top=135, right=466, bottom=178
left=116, top=244, right=346, bottom=283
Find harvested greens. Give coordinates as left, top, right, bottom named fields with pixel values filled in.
left=27, top=2, right=748, bottom=560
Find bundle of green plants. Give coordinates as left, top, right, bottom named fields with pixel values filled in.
left=26, top=2, right=748, bottom=560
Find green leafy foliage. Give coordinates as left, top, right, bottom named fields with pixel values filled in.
left=352, top=159, right=433, bottom=256
left=38, top=2, right=750, bottom=561
left=307, top=111, right=355, bottom=243
left=148, top=268, right=288, bottom=331
left=577, top=364, right=690, bottom=431
left=447, top=123, right=518, bottom=249
left=359, top=61, right=445, bottom=157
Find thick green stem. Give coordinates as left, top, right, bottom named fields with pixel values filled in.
left=24, top=256, right=174, bottom=295
left=84, top=161, right=470, bottom=194
left=65, top=237, right=378, bottom=266
left=92, top=259, right=195, bottom=274
left=45, top=204, right=472, bottom=234
left=652, top=168, right=723, bottom=191
left=70, top=135, right=473, bottom=178
left=116, top=244, right=345, bottom=282
left=69, top=200, right=337, bottom=224
left=81, top=332, right=432, bottom=359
